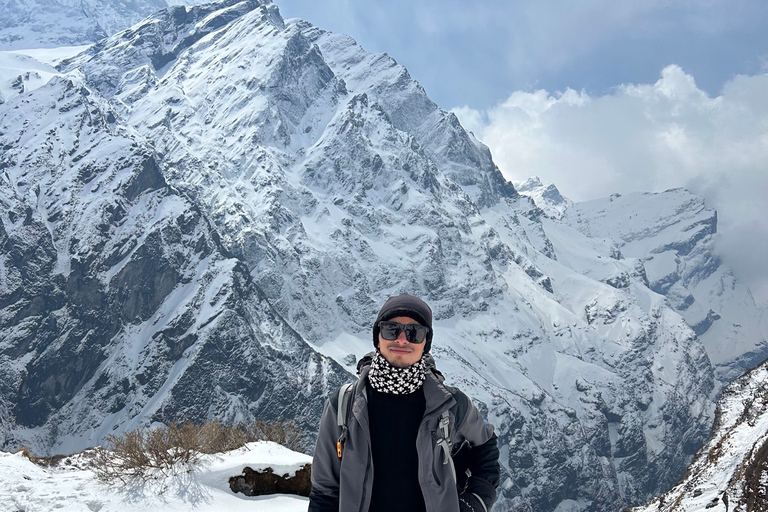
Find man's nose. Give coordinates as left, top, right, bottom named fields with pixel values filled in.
left=395, top=331, right=409, bottom=343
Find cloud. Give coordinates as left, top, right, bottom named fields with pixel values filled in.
left=453, top=66, right=768, bottom=304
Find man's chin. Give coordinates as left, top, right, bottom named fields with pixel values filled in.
left=383, top=352, right=413, bottom=367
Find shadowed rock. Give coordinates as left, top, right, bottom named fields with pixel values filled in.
left=229, top=464, right=311, bottom=497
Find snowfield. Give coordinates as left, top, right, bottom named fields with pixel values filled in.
left=0, top=441, right=311, bottom=512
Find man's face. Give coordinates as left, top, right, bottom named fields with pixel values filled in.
left=378, top=316, right=426, bottom=368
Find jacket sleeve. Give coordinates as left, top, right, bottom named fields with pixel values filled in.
left=465, top=433, right=500, bottom=510
left=457, top=397, right=501, bottom=511
left=308, top=396, right=342, bottom=512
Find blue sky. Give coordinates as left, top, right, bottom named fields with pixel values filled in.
left=278, top=0, right=768, bottom=305
left=278, top=0, right=768, bottom=110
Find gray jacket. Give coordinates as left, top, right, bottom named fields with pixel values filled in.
left=309, top=354, right=498, bottom=512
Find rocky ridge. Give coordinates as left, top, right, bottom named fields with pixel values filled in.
left=628, top=358, right=768, bottom=512
left=520, top=179, right=768, bottom=382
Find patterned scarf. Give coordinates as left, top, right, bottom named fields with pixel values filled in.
left=367, top=351, right=427, bottom=395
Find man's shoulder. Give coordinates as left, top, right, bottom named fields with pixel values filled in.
left=327, top=379, right=359, bottom=413
left=327, top=352, right=374, bottom=411
left=442, top=383, right=471, bottom=426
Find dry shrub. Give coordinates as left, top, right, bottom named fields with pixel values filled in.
left=196, top=419, right=301, bottom=453
left=91, top=419, right=300, bottom=482
left=15, top=447, right=68, bottom=467
left=92, top=425, right=199, bottom=482
left=14, top=446, right=33, bottom=459
left=245, top=419, right=302, bottom=452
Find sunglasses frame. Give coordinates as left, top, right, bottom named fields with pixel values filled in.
left=378, top=321, right=429, bottom=344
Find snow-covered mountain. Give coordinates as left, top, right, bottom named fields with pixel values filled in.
left=516, top=176, right=572, bottom=220
left=628, top=358, right=768, bottom=512
left=1, top=1, right=766, bottom=511
left=0, top=0, right=201, bottom=50
left=520, top=178, right=768, bottom=383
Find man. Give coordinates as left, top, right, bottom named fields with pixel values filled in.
left=309, top=293, right=501, bottom=512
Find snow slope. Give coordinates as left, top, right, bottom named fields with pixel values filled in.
left=520, top=179, right=768, bottom=382
left=562, top=189, right=768, bottom=382
left=0, top=441, right=311, bottom=512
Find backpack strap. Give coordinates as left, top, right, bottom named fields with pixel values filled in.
left=433, top=385, right=470, bottom=485
left=335, top=382, right=355, bottom=458
left=436, top=410, right=457, bottom=484
left=438, top=411, right=452, bottom=448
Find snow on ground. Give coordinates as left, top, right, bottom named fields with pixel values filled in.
left=0, top=45, right=89, bottom=103
left=0, top=52, right=59, bottom=101
left=0, top=441, right=311, bottom=512
left=9, top=45, right=92, bottom=66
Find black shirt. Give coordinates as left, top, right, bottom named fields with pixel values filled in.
left=366, top=380, right=427, bottom=512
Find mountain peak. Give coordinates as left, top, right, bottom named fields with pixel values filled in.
left=515, top=176, right=571, bottom=219
left=517, top=175, right=544, bottom=192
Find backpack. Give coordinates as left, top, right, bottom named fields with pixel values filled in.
left=330, top=376, right=471, bottom=488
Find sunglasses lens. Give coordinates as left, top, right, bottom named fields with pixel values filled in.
left=379, top=322, right=401, bottom=340
left=404, top=325, right=428, bottom=344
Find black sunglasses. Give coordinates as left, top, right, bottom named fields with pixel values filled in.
left=378, top=321, right=429, bottom=344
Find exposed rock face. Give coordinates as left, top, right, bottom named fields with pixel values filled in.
left=229, top=464, right=311, bottom=497
left=629, top=357, right=768, bottom=512
left=1, top=1, right=766, bottom=512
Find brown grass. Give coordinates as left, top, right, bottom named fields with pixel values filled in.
left=14, top=447, right=68, bottom=467
left=91, top=419, right=301, bottom=482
